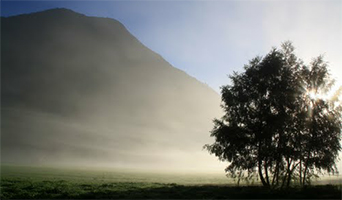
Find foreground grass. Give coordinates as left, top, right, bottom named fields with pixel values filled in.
left=1, top=165, right=341, bottom=199
left=1, top=178, right=341, bottom=199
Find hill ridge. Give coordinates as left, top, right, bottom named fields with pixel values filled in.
left=1, top=8, right=223, bottom=172
left=2, top=8, right=216, bottom=95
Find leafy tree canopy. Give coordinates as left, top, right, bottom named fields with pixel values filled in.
left=205, top=42, right=342, bottom=187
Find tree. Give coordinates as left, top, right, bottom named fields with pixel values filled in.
left=294, top=56, right=342, bottom=186
left=204, top=42, right=341, bottom=187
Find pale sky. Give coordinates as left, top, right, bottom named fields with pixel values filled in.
left=2, top=0, right=341, bottom=93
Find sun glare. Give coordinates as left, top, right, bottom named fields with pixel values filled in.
left=307, top=90, right=318, bottom=100
left=306, top=89, right=328, bottom=101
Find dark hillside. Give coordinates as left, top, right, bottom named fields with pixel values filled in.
left=1, top=8, right=222, bottom=171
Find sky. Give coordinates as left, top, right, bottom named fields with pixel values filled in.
left=2, top=0, right=341, bottom=94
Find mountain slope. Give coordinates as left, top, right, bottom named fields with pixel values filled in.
left=1, top=8, right=223, bottom=171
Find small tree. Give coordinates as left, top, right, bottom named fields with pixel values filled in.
left=204, top=42, right=341, bottom=187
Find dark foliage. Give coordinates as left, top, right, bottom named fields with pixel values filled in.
left=205, top=42, right=342, bottom=187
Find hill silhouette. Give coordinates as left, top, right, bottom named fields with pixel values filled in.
left=1, top=8, right=222, bottom=171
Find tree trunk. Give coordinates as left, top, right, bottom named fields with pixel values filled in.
left=281, top=158, right=292, bottom=188
left=286, top=164, right=293, bottom=187
left=299, top=159, right=302, bottom=186
left=258, top=160, right=268, bottom=186
left=303, top=165, right=308, bottom=186
left=264, top=162, right=270, bottom=185
left=272, top=161, right=279, bottom=187
left=303, top=153, right=310, bottom=186
left=257, top=140, right=269, bottom=187
left=275, top=159, right=281, bottom=186
left=281, top=171, right=288, bottom=188
left=287, top=162, right=300, bottom=187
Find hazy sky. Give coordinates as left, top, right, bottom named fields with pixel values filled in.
left=2, top=0, right=341, bottom=93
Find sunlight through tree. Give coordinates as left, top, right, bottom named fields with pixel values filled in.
left=205, top=42, right=342, bottom=188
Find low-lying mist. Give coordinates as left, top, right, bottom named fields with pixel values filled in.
left=1, top=8, right=225, bottom=173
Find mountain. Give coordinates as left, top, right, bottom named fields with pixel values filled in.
left=1, top=8, right=223, bottom=171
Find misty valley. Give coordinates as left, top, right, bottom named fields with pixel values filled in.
left=1, top=6, right=341, bottom=200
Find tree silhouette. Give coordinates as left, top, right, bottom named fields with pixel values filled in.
left=205, top=42, right=341, bottom=187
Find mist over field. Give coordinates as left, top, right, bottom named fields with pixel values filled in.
left=1, top=3, right=342, bottom=199
left=1, top=9, right=225, bottom=172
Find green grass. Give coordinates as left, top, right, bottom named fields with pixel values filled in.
left=1, top=165, right=341, bottom=199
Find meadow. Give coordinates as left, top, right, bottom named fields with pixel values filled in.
left=1, top=165, right=341, bottom=199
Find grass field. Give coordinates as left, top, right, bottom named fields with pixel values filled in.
left=1, top=165, right=341, bottom=199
